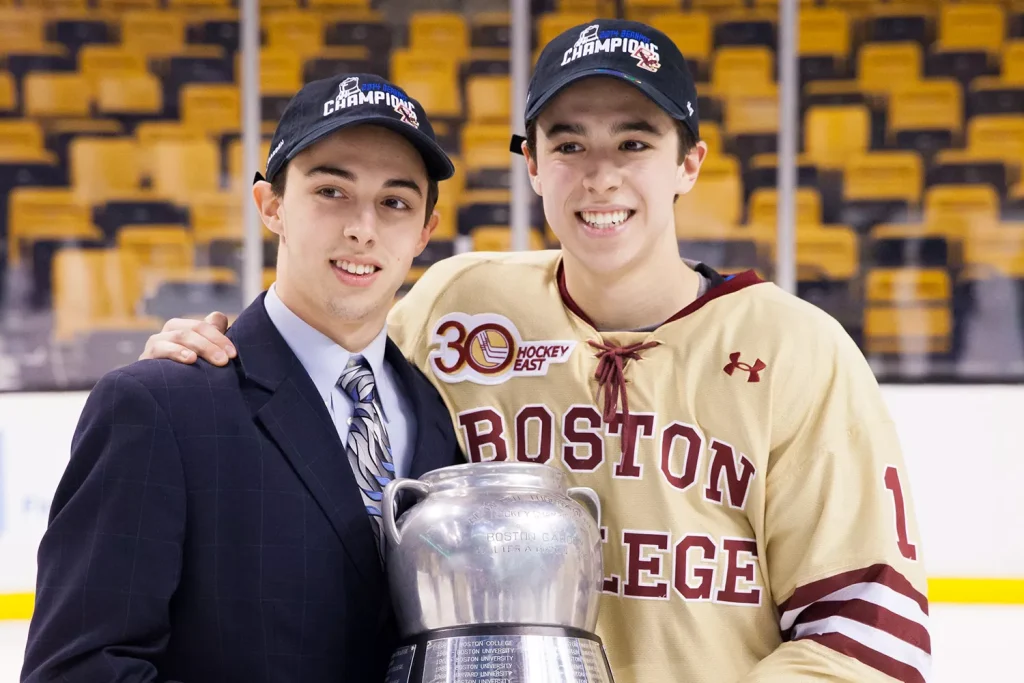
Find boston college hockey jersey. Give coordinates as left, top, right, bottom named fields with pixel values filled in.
left=387, top=249, right=931, bottom=683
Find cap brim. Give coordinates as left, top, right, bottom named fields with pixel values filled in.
left=279, top=114, right=455, bottom=182
left=514, top=68, right=695, bottom=156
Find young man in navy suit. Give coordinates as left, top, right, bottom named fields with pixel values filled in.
left=22, top=74, right=463, bottom=683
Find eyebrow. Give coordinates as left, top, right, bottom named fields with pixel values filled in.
left=306, top=165, right=423, bottom=197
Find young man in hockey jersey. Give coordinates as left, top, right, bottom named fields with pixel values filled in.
left=138, top=19, right=931, bottom=683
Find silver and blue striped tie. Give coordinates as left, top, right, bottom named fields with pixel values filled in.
left=338, top=357, right=394, bottom=566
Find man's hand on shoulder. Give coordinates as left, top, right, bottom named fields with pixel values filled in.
left=140, top=311, right=235, bottom=366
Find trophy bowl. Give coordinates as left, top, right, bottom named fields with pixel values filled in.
left=382, top=461, right=615, bottom=683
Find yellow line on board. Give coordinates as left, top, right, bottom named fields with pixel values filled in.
left=0, top=579, right=1022, bottom=621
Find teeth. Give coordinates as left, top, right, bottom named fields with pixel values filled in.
left=333, top=260, right=377, bottom=275
left=580, top=210, right=630, bottom=228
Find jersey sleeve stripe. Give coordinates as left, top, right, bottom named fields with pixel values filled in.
left=802, top=632, right=929, bottom=683
left=782, top=598, right=931, bottom=652
left=778, top=564, right=929, bottom=616
left=780, top=580, right=930, bottom=633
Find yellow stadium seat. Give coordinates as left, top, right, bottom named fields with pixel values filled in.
left=924, top=184, right=1000, bottom=234
left=117, top=226, right=194, bottom=274
left=712, top=47, right=774, bottom=98
left=53, top=248, right=142, bottom=342
left=723, top=82, right=778, bottom=135
left=964, top=227, right=1024, bottom=278
left=0, top=72, right=15, bottom=113
left=864, top=268, right=952, bottom=355
left=189, top=191, right=248, bottom=243
left=557, top=0, right=615, bottom=14
left=96, top=74, right=162, bottom=116
left=675, top=154, right=743, bottom=232
left=748, top=187, right=823, bottom=226
left=100, top=0, right=160, bottom=9
left=120, top=11, right=186, bottom=57
left=798, top=7, right=851, bottom=61
left=432, top=187, right=457, bottom=240
left=306, top=0, right=371, bottom=8
left=78, top=46, right=148, bottom=86
left=166, top=0, right=231, bottom=8
left=858, top=42, right=922, bottom=95
left=0, top=9, right=45, bottom=53
left=937, top=3, right=1005, bottom=55
left=150, top=139, right=221, bottom=197
left=804, top=104, right=870, bottom=169
left=181, top=84, right=240, bottom=135
left=1005, top=41, right=1024, bottom=83
left=227, top=137, right=272, bottom=188
left=409, top=12, right=469, bottom=61
left=651, top=13, right=712, bottom=66
left=471, top=226, right=545, bottom=252
left=24, top=73, right=91, bottom=118
left=843, top=151, right=923, bottom=204
left=390, top=49, right=460, bottom=85
left=402, top=72, right=462, bottom=120
left=248, top=49, right=303, bottom=96
left=537, top=13, right=594, bottom=49
left=624, top=0, right=680, bottom=23
left=690, top=0, right=746, bottom=14
left=7, top=188, right=97, bottom=266
left=0, top=120, right=44, bottom=151
left=69, top=137, right=142, bottom=203
left=264, top=11, right=324, bottom=57
left=887, top=78, right=962, bottom=144
left=700, top=121, right=723, bottom=156
left=467, top=75, right=511, bottom=124
left=966, top=115, right=1024, bottom=166
left=461, top=123, right=511, bottom=173
left=795, top=225, right=858, bottom=282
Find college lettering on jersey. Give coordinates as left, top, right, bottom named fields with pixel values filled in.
left=456, top=404, right=763, bottom=608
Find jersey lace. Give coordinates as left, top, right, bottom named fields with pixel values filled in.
left=588, top=339, right=659, bottom=458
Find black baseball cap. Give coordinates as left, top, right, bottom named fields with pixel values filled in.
left=511, top=19, right=699, bottom=153
left=256, top=73, right=455, bottom=184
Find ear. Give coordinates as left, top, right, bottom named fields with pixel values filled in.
left=253, top=180, right=284, bottom=238
left=522, top=139, right=542, bottom=197
left=414, top=209, right=440, bottom=257
left=674, top=140, right=708, bottom=197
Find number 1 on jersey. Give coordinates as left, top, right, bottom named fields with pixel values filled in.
left=884, top=465, right=918, bottom=561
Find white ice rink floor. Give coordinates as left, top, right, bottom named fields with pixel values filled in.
left=1, top=604, right=1021, bottom=682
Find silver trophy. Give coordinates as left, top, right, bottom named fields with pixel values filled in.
left=382, top=461, right=615, bottom=683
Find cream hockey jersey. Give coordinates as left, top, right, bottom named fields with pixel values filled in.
left=387, top=250, right=931, bottom=683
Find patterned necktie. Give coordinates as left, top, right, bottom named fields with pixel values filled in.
left=338, top=357, right=395, bottom=567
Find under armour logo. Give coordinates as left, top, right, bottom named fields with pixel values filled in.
left=723, top=352, right=766, bottom=383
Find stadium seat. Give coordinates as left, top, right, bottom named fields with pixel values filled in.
left=264, top=11, right=325, bottom=57
left=711, top=47, right=775, bottom=98
left=0, top=71, right=14, bottom=114
left=23, top=72, right=91, bottom=118
left=674, top=154, right=743, bottom=232
left=120, top=11, right=187, bottom=57
left=651, top=13, right=712, bottom=69
left=467, top=75, right=510, bottom=124
left=723, top=82, right=779, bottom=137
left=252, top=49, right=303, bottom=96
left=937, top=3, right=1005, bottom=55
left=52, top=247, right=141, bottom=342
left=150, top=139, right=221, bottom=197
left=471, top=225, right=545, bottom=252
left=536, top=14, right=594, bottom=49
left=461, top=123, right=512, bottom=189
left=748, top=187, right=823, bottom=226
left=799, top=7, right=850, bottom=61
left=858, top=42, right=922, bottom=95
left=188, top=191, right=252, bottom=243
left=965, top=115, right=1024, bottom=166
left=180, top=83, right=240, bottom=135
left=402, top=72, right=462, bottom=121
left=78, top=46, right=148, bottom=86
left=843, top=151, right=924, bottom=205
left=623, top=0, right=680, bottom=23
left=69, top=137, right=142, bottom=204
left=864, top=268, right=953, bottom=355
left=409, top=12, right=469, bottom=62
left=887, top=78, right=963, bottom=149
left=870, top=223, right=952, bottom=270
left=1005, top=41, right=1024, bottom=83
left=924, top=184, right=1000, bottom=234
left=117, top=225, right=194, bottom=275
left=964, top=226, right=1024, bottom=278
left=795, top=224, right=858, bottom=282
left=227, top=137, right=272, bottom=189
left=0, top=9, right=45, bottom=54
left=0, top=120, right=44, bottom=151
left=804, top=104, right=870, bottom=169
left=7, top=187, right=97, bottom=263
left=96, top=74, right=163, bottom=118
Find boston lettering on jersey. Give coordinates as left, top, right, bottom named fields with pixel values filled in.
left=457, top=404, right=762, bottom=607
left=561, top=24, right=662, bottom=71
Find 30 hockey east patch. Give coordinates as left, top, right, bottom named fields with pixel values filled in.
left=428, top=312, right=576, bottom=385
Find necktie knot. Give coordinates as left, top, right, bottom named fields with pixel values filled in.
left=339, top=357, right=377, bottom=405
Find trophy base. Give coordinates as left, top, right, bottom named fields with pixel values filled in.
left=385, top=623, right=615, bottom=683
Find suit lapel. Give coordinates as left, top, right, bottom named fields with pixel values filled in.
left=384, top=339, right=462, bottom=479
left=229, top=295, right=384, bottom=590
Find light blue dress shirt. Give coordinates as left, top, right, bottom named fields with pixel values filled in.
left=263, top=284, right=416, bottom=478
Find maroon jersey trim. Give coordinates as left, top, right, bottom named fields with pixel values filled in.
left=556, top=262, right=765, bottom=330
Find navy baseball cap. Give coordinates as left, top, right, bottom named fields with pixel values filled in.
left=256, top=73, right=455, bottom=184
left=512, top=19, right=699, bottom=153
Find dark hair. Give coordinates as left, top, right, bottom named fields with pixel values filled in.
left=270, top=161, right=440, bottom=226
left=524, top=117, right=698, bottom=163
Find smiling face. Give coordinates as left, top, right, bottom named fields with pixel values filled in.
left=523, top=77, right=706, bottom=279
left=255, top=124, right=438, bottom=346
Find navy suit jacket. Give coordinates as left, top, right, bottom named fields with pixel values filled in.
left=22, top=293, right=462, bottom=683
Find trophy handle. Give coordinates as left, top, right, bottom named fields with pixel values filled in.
left=567, top=486, right=601, bottom=529
left=383, top=478, right=430, bottom=547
